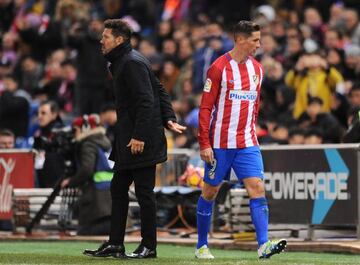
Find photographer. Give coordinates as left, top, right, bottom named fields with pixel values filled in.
left=61, top=114, right=112, bottom=235
left=33, top=100, right=65, bottom=188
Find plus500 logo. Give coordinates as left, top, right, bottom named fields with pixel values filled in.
left=229, top=90, right=257, bottom=101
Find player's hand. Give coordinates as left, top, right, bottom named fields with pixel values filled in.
left=167, top=120, right=186, bottom=134
left=127, top=138, right=145, bottom=155
left=200, top=148, right=214, bottom=164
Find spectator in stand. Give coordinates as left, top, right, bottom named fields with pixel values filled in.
left=343, top=107, right=360, bottom=143
left=174, top=107, right=199, bottom=150
left=171, top=37, right=194, bottom=100
left=297, top=97, right=343, bottom=143
left=303, top=7, right=327, bottom=46
left=288, top=127, right=305, bottom=145
left=99, top=103, right=117, bottom=146
left=304, top=128, right=323, bottom=144
left=33, top=100, right=65, bottom=188
left=0, top=0, right=15, bottom=33
left=161, top=38, right=178, bottom=58
left=269, top=124, right=289, bottom=145
left=283, top=36, right=304, bottom=71
left=159, top=58, right=180, bottom=96
left=0, top=74, right=30, bottom=138
left=0, top=128, right=15, bottom=149
left=16, top=55, right=43, bottom=95
left=14, top=9, right=63, bottom=63
left=57, top=59, right=76, bottom=115
left=138, top=38, right=163, bottom=76
left=326, top=48, right=346, bottom=74
left=328, top=2, right=345, bottom=29
left=348, top=82, right=360, bottom=108
left=138, top=38, right=160, bottom=60
left=256, top=34, right=282, bottom=62
left=260, top=56, right=294, bottom=122
left=155, top=20, right=174, bottom=51
left=285, top=52, right=344, bottom=119
left=343, top=9, right=360, bottom=45
left=343, top=44, right=360, bottom=81
left=0, top=54, right=13, bottom=82
left=331, top=92, right=350, bottom=129
left=67, top=17, right=111, bottom=114
left=324, top=28, right=344, bottom=49
left=192, top=21, right=232, bottom=93
left=40, top=59, right=64, bottom=101
left=2, top=31, right=18, bottom=67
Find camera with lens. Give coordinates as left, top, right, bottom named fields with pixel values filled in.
left=34, top=126, right=76, bottom=176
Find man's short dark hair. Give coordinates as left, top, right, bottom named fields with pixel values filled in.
left=349, top=82, right=360, bottom=95
left=0, top=129, right=15, bottom=138
left=104, top=19, right=132, bottom=40
left=305, top=128, right=323, bottom=138
left=60, top=59, right=76, bottom=68
left=308, top=97, right=324, bottom=106
left=233, top=20, right=260, bottom=39
left=288, top=127, right=305, bottom=138
left=40, top=100, right=60, bottom=114
left=100, top=103, right=117, bottom=113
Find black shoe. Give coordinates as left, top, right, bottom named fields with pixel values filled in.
left=127, top=244, right=157, bottom=259
left=83, top=241, right=126, bottom=258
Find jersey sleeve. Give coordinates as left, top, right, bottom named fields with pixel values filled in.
left=253, top=64, right=264, bottom=124
left=198, top=63, right=222, bottom=150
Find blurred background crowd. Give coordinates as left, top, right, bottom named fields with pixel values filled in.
left=0, top=0, right=359, bottom=153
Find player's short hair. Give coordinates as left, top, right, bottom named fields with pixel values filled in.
left=233, top=20, right=260, bottom=40
left=104, top=19, right=132, bottom=41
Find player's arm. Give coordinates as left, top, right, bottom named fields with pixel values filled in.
left=198, top=64, right=222, bottom=156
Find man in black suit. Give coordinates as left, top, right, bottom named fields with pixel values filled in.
left=84, top=19, right=185, bottom=259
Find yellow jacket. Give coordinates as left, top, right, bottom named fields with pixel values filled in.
left=285, top=67, right=343, bottom=118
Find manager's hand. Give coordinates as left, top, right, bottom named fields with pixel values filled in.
left=167, top=120, right=186, bottom=134
left=127, top=138, right=145, bottom=155
left=200, top=148, right=214, bottom=164
left=61, top=178, right=71, bottom=188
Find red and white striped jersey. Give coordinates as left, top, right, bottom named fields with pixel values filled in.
left=198, top=52, right=263, bottom=150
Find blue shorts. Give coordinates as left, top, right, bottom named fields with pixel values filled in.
left=204, top=146, right=264, bottom=186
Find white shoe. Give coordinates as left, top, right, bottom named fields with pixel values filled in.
left=258, top=239, right=287, bottom=259
left=195, top=245, right=214, bottom=259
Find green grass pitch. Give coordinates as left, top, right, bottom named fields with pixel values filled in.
left=0, top=242, right=359, bottom=264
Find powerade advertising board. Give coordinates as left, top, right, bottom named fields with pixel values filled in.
left=261, top=145, right=358, bottom=225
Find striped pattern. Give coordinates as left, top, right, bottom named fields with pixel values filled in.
left=199, top=53, right=263, bottom=150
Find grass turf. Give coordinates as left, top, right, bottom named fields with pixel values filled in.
left=0, top=242, right=359, bottom=265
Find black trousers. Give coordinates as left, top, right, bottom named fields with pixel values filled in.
left=109, top=165, right=157, bottom=249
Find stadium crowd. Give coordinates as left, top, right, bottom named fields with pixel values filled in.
left=0, top=0, right=359, bottom=150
